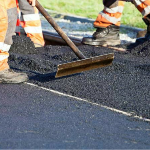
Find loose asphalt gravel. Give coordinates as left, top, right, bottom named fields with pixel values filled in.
left=9, top=35, right=150, bottom=120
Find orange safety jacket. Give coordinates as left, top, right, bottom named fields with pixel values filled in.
left=94, top=0, right=150, bottom=28
left=16, top=0, right=45, bottom=46
left=0, top=0, right=17, bottom=71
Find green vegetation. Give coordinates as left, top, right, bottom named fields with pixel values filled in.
left=39, top=0, right=146, bottom=29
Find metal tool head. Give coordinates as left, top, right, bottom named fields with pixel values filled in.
left=55, top=53, right=114, bottom=78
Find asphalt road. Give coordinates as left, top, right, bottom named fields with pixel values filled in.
left=9, top=36, right=150, bottom=119
left=0, top=83, right=150, bottom=149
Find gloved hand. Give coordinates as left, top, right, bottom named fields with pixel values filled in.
left=27, top=0, right=36, bottom=6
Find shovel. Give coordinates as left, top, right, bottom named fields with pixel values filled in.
left=35, top=0, right=114, bottom=78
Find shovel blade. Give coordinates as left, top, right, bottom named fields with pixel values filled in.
left=55, top=53, right=114, bottom=78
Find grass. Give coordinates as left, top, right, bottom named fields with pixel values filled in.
left=39, top=0, right=146, bottom=29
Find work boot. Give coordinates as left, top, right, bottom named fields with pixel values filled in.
left=82, top=24, right=120, bottom=46
left=0, top=69, right=28, bottom=84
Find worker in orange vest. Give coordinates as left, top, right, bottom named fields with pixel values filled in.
left=16, top=0, right=45, bottom=47
left=82, top=0, right=150, bottom=46
left=0, top=0, right=37, bottom=83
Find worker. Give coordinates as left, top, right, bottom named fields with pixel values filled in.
left=0, top=0, right=29, bottom=83
left=16, top=0, right=45, bottom=47
left=0, top=0, right=36, bottom=83
left=82, top=0, right=150, bottom=46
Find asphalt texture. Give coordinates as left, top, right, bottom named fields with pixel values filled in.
left=9, top=35, right=150, bottom=119
left=0, top=83, right=150, bottom=149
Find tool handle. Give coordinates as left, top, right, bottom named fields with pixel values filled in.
left=36, top=0, right=86, bottom=59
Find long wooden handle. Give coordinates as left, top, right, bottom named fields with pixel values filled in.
left=35, top=0, right=86, bottom=59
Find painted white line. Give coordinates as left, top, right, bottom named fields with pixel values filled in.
left=26, top=82, right=150, bottom=123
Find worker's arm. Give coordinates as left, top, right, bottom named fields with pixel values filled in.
left=27, top=0, right=36, bottom=6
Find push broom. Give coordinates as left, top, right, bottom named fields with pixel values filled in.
left=35, top=0, right=114, bottom=78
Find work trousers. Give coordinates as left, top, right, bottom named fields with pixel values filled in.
left=94, top=0, right=150, bottom=28
left=16, top=0, right=44, bottom=46
left=0, top=0, right=17, bottom=71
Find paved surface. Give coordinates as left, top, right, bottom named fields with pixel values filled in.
left=9, top=37, right=150, bottom=119
left=0, top=83, right=150, bottom=149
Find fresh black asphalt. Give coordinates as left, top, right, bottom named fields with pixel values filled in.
left=9, top=35, right=150, bottom=119
left=1, top=34, right=150, bottom=148
left=0, top=83, right=150, bottom=149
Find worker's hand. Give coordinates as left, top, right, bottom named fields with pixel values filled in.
left=27, top=0, right=36, bottom=6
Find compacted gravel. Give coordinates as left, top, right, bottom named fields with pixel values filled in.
left=9, top=35, right=150, bottom=119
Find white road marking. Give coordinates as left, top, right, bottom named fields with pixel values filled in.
left=26, top=82, right=150, bottom=123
